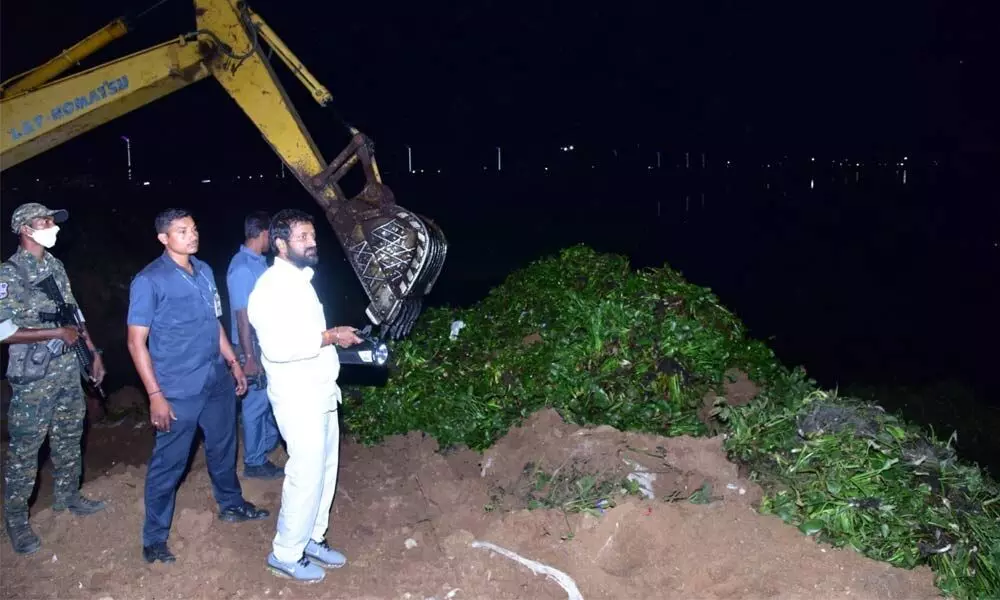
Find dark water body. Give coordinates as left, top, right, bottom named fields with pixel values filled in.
left=2, top=164, right=998, bottom=470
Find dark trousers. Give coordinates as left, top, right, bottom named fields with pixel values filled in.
left=240, top=387, right=280, bottom=467
left=142, top=377, right=244, bottom=546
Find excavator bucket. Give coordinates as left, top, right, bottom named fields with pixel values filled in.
left=309, top=133, right=448, bottom=339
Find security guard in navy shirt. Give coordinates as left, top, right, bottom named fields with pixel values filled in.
left=126, top=208, right=270, bottom=564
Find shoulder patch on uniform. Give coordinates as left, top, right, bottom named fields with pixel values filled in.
left=0, top=282, right=8, bottom=299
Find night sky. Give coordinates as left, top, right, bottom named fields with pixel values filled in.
left=2, top=0, right=997, bottom=179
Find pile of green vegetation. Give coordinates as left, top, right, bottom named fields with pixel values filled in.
left=725, top=388, right=999, bottom=598
left=345, top=245, right=999, bottom=599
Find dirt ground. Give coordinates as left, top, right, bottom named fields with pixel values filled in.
left=0, top=390, right=943, bottom=600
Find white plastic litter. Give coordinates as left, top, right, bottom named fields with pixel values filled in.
left=449, top=320, right=466, bottom=341
left=480, top=456, right=494, bottom=477
left=623, top=459, right=656, bottom=499
left=470, top=540, right=583, bottom=600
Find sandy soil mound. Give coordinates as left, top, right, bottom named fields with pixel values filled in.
left=1, top=409, right=938, bottom=600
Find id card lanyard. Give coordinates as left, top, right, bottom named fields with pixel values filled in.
left=176, top=263, right=223, bottom=319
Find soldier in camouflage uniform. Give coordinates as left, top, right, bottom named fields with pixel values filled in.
left=0, top=203, right=108, bottom=555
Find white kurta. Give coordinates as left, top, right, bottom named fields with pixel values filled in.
left=248, top=256, right=342, bottom=563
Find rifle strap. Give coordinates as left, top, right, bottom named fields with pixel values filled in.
left=6, top=259, right=67, bottom=322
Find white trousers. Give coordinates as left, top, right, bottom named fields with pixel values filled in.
left=270, top=403, right=340, bottom=564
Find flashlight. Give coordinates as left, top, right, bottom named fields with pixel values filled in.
left=337, top=325, right=390, bottom=367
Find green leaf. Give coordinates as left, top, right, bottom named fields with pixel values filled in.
left=886, top=425, right=906, bottom=441
left=799, top=520, right=825, bottom=536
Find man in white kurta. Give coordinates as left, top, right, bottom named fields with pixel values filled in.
left=247, top=209, right=361, bottom=583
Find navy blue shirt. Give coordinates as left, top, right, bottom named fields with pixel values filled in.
left=225, top=245, right=268, bottom=346
left=127, top=253, right=227, bottom=399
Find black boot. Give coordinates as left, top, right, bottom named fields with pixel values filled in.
left=142, top=541, right=176, bottom=563
left=52, top=494, right=107, bottom=516
left=218, top=501, right=270, bottom=523
left=4, top=515, right=41, bottom=555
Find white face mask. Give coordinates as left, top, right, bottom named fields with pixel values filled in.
left=28, top=225, right=60, bottom=248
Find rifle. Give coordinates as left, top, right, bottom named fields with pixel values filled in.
left=34, top=274, right=107, bottom=401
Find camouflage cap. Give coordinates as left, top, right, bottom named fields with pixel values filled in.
left=10, top=202, right=69, bottom=233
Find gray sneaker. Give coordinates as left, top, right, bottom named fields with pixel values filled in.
left=304, top=538, right=347, bottom=569
left=266, top=553, right=325, bottom=583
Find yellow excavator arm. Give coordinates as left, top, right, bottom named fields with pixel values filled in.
left=0, top=17, right=131, bottom=100
left=0, top=0, right=446, bottom=339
